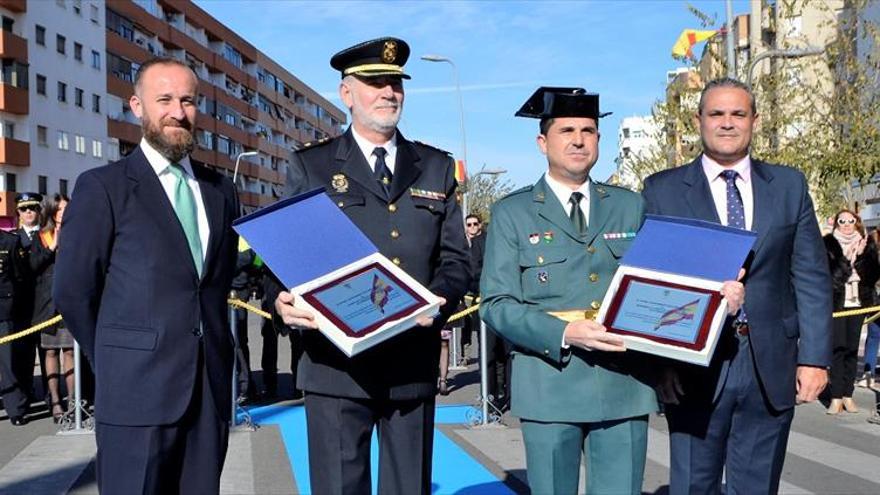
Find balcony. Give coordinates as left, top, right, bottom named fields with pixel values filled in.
left=0, top=0, right=25, bottom=13
left=0, top=30, right=27, bottom=61
left=107, top=117, right=142, bottom=145
left=0, top=83, right=27, bottom=114
left=0, top=137, right=29, bottom=167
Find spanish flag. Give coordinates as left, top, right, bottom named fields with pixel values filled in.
left=654, top=299, right=701, bottom=330
left=671, top=29, right=717, bottom=60
left=454, top=159, right=467, bottom=184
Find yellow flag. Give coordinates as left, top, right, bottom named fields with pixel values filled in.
left=671, top=29, right=717, bottom=59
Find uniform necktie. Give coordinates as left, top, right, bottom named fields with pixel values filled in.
left=373, top=147, right=392, bottom=198
left=167, top=163, right=203, bottom=276
left=569, top=192, right=586, bottom=234
left=721, top=169, right=748, bottom=326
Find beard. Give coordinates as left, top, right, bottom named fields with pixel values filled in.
left=352, top=99, right=401, bottom=135
left=142, top=114, right=195, bottom=163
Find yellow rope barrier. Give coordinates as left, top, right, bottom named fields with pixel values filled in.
left=447, top=303, right=480, bottom=323
left=0, top=315, right=63, bottom=346
left=227, top=298, right=272, bottom=320
left=832, top=305, right=880, bottom=318
left=865, top=310, right=880, bottom=325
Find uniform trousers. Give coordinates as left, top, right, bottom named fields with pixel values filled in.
left=0, top=321, right=28, bottom=419
left=95, top=346, right=228, bottom=495
left=304, top=392, right=435, bottom=495
left=666, top=336, right=794, bottom=495
left=520, top=415, right=648, bottom=495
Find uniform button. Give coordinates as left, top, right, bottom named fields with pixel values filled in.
left=537, top=255, right=544, bottom=264
left=589, top=273, right=599, bottom=283
left=587, top=245, right=596, bottom=254
left=388, top=203, right=397, bottom=212
left=544, top=349, right=550, bottom=356
left=392, top=257, right=401, bottom=266
left=337, top=201, right=344, bottom=208
left=192, top=327, right=203, bottom=337
left=390, top=229, right=400, bottom=239
left=590, top=301, right=601, bottom=310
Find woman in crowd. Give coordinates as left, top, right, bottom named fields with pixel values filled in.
left=31, top=194, right=71, bottom=422
left=824, top=209, right=880, bottom=414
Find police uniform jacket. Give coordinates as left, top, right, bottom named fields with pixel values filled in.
left=0, top=230, right=24, bottom=322
left=283, top=128, right=470, bottom=401
left=480, top=176, right=657, bottom=422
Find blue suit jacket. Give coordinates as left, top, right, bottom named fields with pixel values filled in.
left=642, top=157, right=832, bottom=410
left=54, top=147, right=239, bottom=426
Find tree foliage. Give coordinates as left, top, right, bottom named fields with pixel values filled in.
left=463, top=172, right=515, bottom=224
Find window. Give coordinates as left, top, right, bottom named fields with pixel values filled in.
left=0, top=120, right=13, bottom=139
left=75, top=134, right=86, bottom=154
left=56, top=34, right=66, bottom=55
left=57, top=81, right=67, bottom=102
left=0, top=59, right=27, bottom=88
left=59, top=179, right=68, bottom=196
left=92, top=94, right=100, bottom=113
left=90, top=4, right=99, bottom=24
left=2, top=16, right=13, bottom=33
left=35, top=25, right=45, bottom=46
left=74, top=88, right=83, bottom=107
left=36, top=74, right=46, bottom=95
left=38, top=176, right=47, bottom=195
left=5, top=172, right=16, bottom=192
left=74, top=42, right=82, bottom=61
left=91, top=50, right=100, bottom=69
left=37, top=125, right=48, bottom=146
left=92, top=139, right=102, bottom=158
left=73, top=0, right=81, bottom=15
left=57, top=131, right=69, bottom=150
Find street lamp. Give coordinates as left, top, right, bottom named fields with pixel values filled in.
left=233, top=150, right=259, bottom=186
left=747, top=47, right=825, bottom=88
left=421, top=54, right=468, bottom=209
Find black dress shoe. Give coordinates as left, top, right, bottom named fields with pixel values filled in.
left=9, top=416, right=27, bottom=426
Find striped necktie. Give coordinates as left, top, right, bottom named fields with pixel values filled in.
left=167, top=163, right=203, bottom=276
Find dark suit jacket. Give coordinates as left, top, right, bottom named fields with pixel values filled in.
left=642, top=156, right=832, bottom=411
left=54, top=147, right=239, bottom=425
left=281, top=128, right=470, bottom=401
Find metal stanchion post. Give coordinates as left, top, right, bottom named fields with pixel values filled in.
left=479, top=319, right=489, bottom=425
left=229, top=303, right=239, bottom=427
left=58, top=341, right=93, bottom=435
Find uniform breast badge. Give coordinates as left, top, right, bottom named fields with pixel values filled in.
left=410, top=188, right=446, bottom=200
left=543, top=231, right=554, bottom=243
left=331, top=174, right=349, bottom=193
left=602, top=232, right=637, bottom=240
left=529, top=233, right=540, bottom=245
left=537, top=270, right=549, bottom=284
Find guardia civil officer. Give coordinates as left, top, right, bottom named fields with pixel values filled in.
left=1, top=196, right=28, bottom=425
left=479, top=87, right=744, bottom=494
left=273, top=37, right=469, bottom=494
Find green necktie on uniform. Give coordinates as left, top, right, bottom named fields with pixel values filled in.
left=569, top=191, right=586, bottom=234
left=167, top=163, right=203, bottom=276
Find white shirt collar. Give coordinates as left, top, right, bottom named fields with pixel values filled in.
left=140, top=138, right=195, bottom=179
left=701, top=154, right=751, bottom=183
left=543, top=172, right=590, bottom=210
left=350, top=125, right=397, bottom=172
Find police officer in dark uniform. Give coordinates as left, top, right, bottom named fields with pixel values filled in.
left=1, top=196, right=28, bottom=425
left=274, top=37, right=470, bottom=494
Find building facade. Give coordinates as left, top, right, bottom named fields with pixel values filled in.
left=0, top=0, right=345, bottom=224
left=615, top=115, right=660, bottom=190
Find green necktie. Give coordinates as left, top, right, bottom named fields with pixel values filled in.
left=168, top=163, right=203, bottom=276
left=569, top=191, right=587, bottom=234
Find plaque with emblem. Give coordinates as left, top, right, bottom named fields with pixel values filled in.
left=596, top=215, right=757, bottom=366
left=233, top=188, right=442, bottom=356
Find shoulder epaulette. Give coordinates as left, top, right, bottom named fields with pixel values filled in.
left=413, top=140, right=452, bottom=156
left=300, top=137, right=333, bottom=150
left=595, top=181, right=635, bottom=194
left=499, top=185, right=533, bottom=201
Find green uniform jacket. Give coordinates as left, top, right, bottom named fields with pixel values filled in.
left=480, top=176, right=658, bottom=423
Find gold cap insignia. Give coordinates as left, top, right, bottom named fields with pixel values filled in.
left=331, top=174, right=349, bottom=193
left=382, top=41, right=397, bottom=63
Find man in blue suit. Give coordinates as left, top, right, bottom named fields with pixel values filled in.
left=642, top=78, right=832, bottom=494
left=54, top=58, right=239, bottom=494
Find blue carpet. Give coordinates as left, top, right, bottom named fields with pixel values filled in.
left=243, top=404, right=513, bottom=495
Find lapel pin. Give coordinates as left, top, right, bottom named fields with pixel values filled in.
left=529, top=233, right=540, bottom=245
left=538, top=270, right=549, bottom=284
left=543, top=231, right=554, bottom=243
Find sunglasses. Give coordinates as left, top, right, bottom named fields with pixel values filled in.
left=466, top=222, right=480, bottom=227
left=837, top=218, right=857, bottom=225
left=17, top=205, right=40, bottom=212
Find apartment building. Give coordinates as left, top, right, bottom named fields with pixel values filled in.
left=0, top=0, right=108, bottom=223
left=615, top=115, right=660, bottom=189
left=104, top=0, right=345, bottom=210
left=0, top=0, right=345, bottom=224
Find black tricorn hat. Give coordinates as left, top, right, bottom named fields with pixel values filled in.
left=515, top=86, right=611, bottom=120
left=331, top=37, right=411, bottom=80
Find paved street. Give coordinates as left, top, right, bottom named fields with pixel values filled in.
left=1, top=313, right=879, bottom=494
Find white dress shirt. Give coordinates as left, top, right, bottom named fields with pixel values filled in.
left=544, top=172, right=590, bottom=226
left=701, top=154, right=754, bottom=231
left=350, top=126, right=398, bottom=174
left=140, top=138, right=210, bottom=262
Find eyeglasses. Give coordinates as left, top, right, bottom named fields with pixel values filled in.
left=837, top=218, right=857, bottom=225
left=466, top=222, right=480, bottom=227
left=17, top=206, right=40, bottom=213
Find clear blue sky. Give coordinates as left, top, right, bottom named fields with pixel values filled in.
left=196, top=0, right=748, bottom=188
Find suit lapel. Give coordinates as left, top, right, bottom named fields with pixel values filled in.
left=388, top=133, right=423, bottom=201
left=193, top=165, right=225, bottom=281
left=683, top=157, right=722, bottom=223
left=336, top=129, right=387, bottom=201
left=748, top=160, right=776, bottom=254
left=126, top=147, right=198, bottom=280
left=534, top=177, right=581, bottom=242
